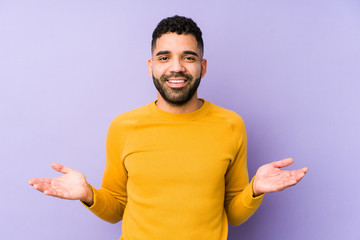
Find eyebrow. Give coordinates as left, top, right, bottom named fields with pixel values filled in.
left=155, top=50, right=199, bottom=57
left=183, top=51, right=198, bottom=57
left=155, top=50, right=170, bottom=56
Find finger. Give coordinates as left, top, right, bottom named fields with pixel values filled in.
left=51, top=162, right=71, bottom=174
left=294, top=170, right=308, bottom=182
left=28, top=178, right=52, bottom=186
left=282, top=179, right=299, bottom=189
left=33, top=182, right=64, bottom=197
left=33, top=182, right=52, bottom=193
left=290, top=168, right=309, bottom=179
left=271, top=158, right=294, bottom=168
left=28, top=179, right=36, bottom=185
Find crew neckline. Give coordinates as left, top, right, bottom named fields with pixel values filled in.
left=148, top=99, right=211, bottom=121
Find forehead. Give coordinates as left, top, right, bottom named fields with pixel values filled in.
left=153, top=33, right=200, bottom=55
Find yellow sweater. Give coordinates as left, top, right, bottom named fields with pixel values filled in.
left=85, top=100, right=264, bottom=240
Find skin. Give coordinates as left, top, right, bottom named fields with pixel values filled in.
left=252, top=158, right=308, bottom=196
left=148, top=33, right=207, bottom=113
left=29, top=162, right=94, bottom=205
left=28, top=32, right=308, bottom=206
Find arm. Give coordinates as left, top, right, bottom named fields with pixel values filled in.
left=28, top=118, right=129, bottom=224
left=82, top=119, right=129, bottom=223
left=224, top=118, right=264, bottom=226
left=224, top=119, right=308, bottom=226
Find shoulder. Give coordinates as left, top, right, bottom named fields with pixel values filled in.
left=112, top=104, right=151, bottom=122
left=108, top=103, right=152, bottom=131
left=206, top=101, right=247, bottom=148
left=207, top=101, right=245, bottom=128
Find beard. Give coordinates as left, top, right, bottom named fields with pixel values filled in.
left=152, top=71, right=201, bottom=106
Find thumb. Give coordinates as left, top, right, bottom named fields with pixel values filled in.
left=271, top=158, right=294, bottom=168
left=51, top=162, right=71, bottom=174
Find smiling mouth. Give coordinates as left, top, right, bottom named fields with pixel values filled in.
left=168, top=79, right=186, bottom=83
left=166, top=79, right=188, bottom=88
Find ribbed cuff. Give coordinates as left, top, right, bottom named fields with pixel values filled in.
left=240, top=177, right=264, bottom=208
left=80, top=184, right=97, bottom=209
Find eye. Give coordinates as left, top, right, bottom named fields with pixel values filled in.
left=159, top=56, right=169, bottom=61
left=184, top=56, right=196, bottom=61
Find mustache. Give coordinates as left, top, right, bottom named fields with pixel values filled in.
left=160, top=72, right=193, bottom=81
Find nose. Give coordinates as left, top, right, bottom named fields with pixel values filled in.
left=169, top=58, right=185, bottom=73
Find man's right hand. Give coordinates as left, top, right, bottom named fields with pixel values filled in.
left=28, top=163, right=94, bottom=206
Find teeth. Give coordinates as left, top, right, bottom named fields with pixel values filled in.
left=168, top=80, right=185, bottom=83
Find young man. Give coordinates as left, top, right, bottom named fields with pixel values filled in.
left=29, top=16, right=308, bottom=240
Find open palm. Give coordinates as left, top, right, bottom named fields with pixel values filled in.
left=28, top=163, right=91, bottom=201
left=253, top=158, right=308, bottom=196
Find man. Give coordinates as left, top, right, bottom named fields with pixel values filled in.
left=29, top=16, right=308, bottom=240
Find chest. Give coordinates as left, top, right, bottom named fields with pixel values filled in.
left=122, top=121, right=236, bottom=186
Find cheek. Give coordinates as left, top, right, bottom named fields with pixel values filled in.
left=151, top=64, right=167, bottom=77
left=188, top=66, right=202, bottom=77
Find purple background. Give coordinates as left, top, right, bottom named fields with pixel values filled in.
left=1, top=0, right=359, bottom=239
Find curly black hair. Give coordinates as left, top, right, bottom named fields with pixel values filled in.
left=151, top=15, right=204, bottom=55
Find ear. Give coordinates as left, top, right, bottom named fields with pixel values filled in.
left=201, top=58, right=207, bottom=78
left=147, top=59, right=153, bottom=78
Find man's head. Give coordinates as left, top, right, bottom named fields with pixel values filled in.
left=148, top=16, right=207, bottom=107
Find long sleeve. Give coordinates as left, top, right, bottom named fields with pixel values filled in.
left=224, top=117, right=264, bottom=226
left=83, top=117, right=130, bottom=223
left=81, top=101, right=264, bottom=239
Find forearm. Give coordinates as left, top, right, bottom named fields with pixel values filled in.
left=82, top=185, right=126, bottom=224
left=225, top=178, right=264, bottom=226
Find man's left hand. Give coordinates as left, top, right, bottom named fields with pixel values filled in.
left=252, top=158, right=308, bottom=197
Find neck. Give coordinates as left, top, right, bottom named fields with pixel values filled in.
left=156, top=93, right=203, bottom=114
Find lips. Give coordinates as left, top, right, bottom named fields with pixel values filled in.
left=166, top=79, right=187, bottom=88
left=161, top=72, right=191, bottom=88
left=168, top=79, right=185, bottom=83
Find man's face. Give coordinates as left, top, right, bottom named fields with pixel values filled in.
left=148, top=33, right=207, bottom=106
